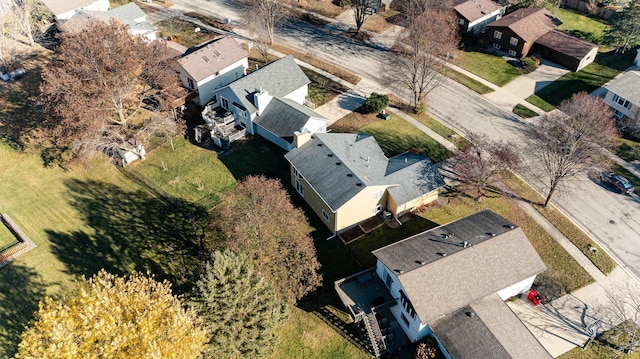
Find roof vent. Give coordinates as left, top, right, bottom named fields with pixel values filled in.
left=415, top=260, right=426, bottom=265
left=509, top=224, right=515, bottom=229
left=347, top=173, right=353, bottom=177
left=336, top=162, right=341, bottom=166
left=466, top=311, right=475, bottom=318
left=488, top=232, right=496, bottom=237
left=355, top=183, right=362, bottom=187
left=463, top=241, right=469, bottom=248
left=443, top=232, right=455, bottom=239
left=438, top=252, right=447, bottom=257
left=327, top=153, right=333, bottom=157
left=317, top=143, right=323, bottom=147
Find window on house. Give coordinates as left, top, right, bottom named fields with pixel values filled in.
left=221, top=97, right=229, bottom=110
left=508, top=49, right=517, bottom=57
left=211, top=94, right=217, bottom=104
left=187, top=78, right=195, bottom=90
left=372, top=205, right=382, bottom=215
left=322, top=209, right=329, bottom=221
left=493, top=30, right=502, bottom=39
left=493, top=43, right=501, bottom=50
left=614, top=109, right=624, bottom=119
left=384, top=272, right=393, bottom=289
left=458, top=18, right=465, bottom=25
left=401, top=313, right=410, bottom=327
left=295, top=180, right=304, bottom=197
left=399, top=290, right=417, bottom=319
left=613, top=94, right=632, bottom=109
left=509, top=37, right=518, bottom=46
left=292, top=167, right=300, bottom=179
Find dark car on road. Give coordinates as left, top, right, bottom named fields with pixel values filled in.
left=601, top=171, right=635, bottom=194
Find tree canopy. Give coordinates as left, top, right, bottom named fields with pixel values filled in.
left=190, top=250, right=288, bottom=358
left=208, top=175, right=322, bottom=303
left=605, top=0, right=640, bottom=55
left=38, top=19, right=179, bottom=165
left=15, top=270, right=208, bottom=358
left=524, top=92, right=618, bottom=207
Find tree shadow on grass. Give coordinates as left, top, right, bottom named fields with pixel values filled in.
left=46, top=179, right=206, bottom=294
left=0, top=264, right=47, bottom=357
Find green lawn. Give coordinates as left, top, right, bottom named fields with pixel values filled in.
left=129, top=137, right=236, bottom=209
left=0, top=221, right=18, bottom=250
left=303, top=68, right=349, bottom=108
left=525, top=94, right=556, bottom=112
left=455, top=50, right=521, bottom=86
left=0, top=145, right=205, bottom=357
left=360, top=116, right=452, bottom=163
left=617, top=137, right=640, bottom=163
left=556, top=8, right=609, bottom=45
left=513, top=104, right=539, bottom=118
left=527, top=51, right=635, bottom=107
left=441, top=68, right=495, bottom=94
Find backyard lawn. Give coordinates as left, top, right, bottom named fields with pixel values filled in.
left=455, top=50, right=521, bottom=86
left=555, top=8, right=609, bottom=45
left=526, top=51, right=636, bottom=108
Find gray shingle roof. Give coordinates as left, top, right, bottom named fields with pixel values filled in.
left=177, top=36, right=248, bottom=82
left=224, top=55, right=310, bottom=114
left=254, top=98, right=325, bottom=142
left=42, top=0, right=99, bottom=16
left=605, top=66, right=640, bottom=106
left=432, top=293, right=552, bottom=359
left=454, top=0, right=503, bottom=23
left=372, top=210, right=547, bottom=323
left=284, top=133, right=444, bottom=211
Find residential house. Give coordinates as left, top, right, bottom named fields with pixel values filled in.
left=486, top=8, right=559, bottom=58
left=453, top=0, right=507, bottom=34
left=284, top=133, right=444, bottom=234
left=60, top=2, right=158, bottom=41
left=335, top=210, right=551, bottom=358
left=603, top=66, right=640, bottom=120
left=485, top=8, right=598, bottom=71
left=177, top=36, right=249, bottom=106
left=42, top=0, right=110, bottom=21
left=202, top=55, right=326, bottom=151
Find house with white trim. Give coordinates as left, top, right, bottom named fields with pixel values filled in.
left=603, top=66, right=640, bottom=121
left=42, top=0, right=110, bottom=21
left=453, top=0, right=507, bottom=34
left=202, top=55, right=326, bottom=151
left=335, top=210, right=551, bottom=358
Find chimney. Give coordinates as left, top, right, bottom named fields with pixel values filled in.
left=253, top=89, right=272, bottom=116
left=293, top=130, right=312, bottom=148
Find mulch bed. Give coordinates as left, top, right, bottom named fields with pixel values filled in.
left=359, top=214, right=385, bottom=233
left=339, top=226, right=366, bottom=245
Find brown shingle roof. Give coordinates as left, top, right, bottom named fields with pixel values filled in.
left=177, top=36, right=248, bottom=82
left=487, top=8, right=560, bottom=43
left=454, top=0, right=504, bottom=23
left=373, top=210, right=547, bottom=323
left=535, top=29, right=598, bottom=59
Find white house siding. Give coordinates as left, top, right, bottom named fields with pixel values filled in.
left=55, top=0, right=110, bottom=20
left=604, top=90, right=637, bottom=119
left=576, top=47, right=598, bottom=71
left=496, top=274, right=536, bottom=300
left=194, top=60, right=248, bottom=106
left=467, top=10, right=503, bottom=34
left=303, top=117, right=327, bottom=134
left=283, top=84, right=308, bottom=105
left=375, top=262, right=433, bottom=343
left=254, top=124, right=292, bottom=151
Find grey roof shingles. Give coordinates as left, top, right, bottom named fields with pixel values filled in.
left=254, top=98, right=325, bottom=142
left=605, top=66, right=640, bottom=106
left=284, top=133, right=444, bottom=211
left=178, top=36, right=248, bottom=82
left=224, top=55, right=310, bottom=114
left=432, top=293, right=552, bottom=359
left=454, top=0, right=503, bottom=23
left=372, top=210, right=547, bottom=323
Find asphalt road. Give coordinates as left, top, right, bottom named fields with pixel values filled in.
left=159, top=2, right=640, bottom=281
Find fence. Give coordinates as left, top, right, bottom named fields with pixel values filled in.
left=560, top=0, right=618, bottom=20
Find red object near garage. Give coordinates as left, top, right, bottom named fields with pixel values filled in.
left=528, top=289, right=542, bottom=306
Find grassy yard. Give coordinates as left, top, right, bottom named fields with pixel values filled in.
left=455, top=50, right=521, bottom=86
left=617, top=137, right=640, bottom=163
left=289, top=0, right=346, bottom=18
left=330, top=111, right=452, bottom=163
left=526, top=51, right=636, bottom=107
left=303, top=68, right=350, bottom=107
left=555, top=8, right=609, bottom=45
left=129, top=137, right=236, bottom=209
left=156, top=18, right=219, bottom=48
left=525, top=94, right=556, bottom=112
left=0, top=223, right=18, bottom=250
left=441, top=68, right=495, bottom=94
left=513, top=104, right=539, bottom=118
left=0, top=145, right=205, bottom=357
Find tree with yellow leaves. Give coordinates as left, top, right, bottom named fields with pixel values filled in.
left=15, top=270, right=209, bottom=359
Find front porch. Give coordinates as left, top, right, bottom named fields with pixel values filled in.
left=335, top=268, right=410, bottom=356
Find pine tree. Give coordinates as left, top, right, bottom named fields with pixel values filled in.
left=190, top=250, right=288, bottom=359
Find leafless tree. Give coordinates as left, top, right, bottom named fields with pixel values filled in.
left=524, top=92, right=619, bottom=207
left=390, top=11, right=458, bottom=111
left=241, top=0, right=289, bottom=46
left=393, top=0, right=451, bottom=23
left=352, top=0, right=378, bottom=34
left=451, top=132, right=520, bottom=202
left=597, top=283, right=640, bottom=354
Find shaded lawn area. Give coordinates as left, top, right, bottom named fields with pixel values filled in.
left=330, top=111, right=452, bottom=163
left=527, top=51, right=636, bottom=108
left=0, top=146, right=204, bottom=358
left=441, top=67, right=495, bottom=94
left=525, top=94, right=556, bottom=112
left=0, top=222, right=18, bottom=249
left=513, top=103, right=539, bottom=118
left=129, top=136, right=236, bottom=209
left=303, top=68, right=350, bottom=107
left=455, top=50, right=521, bottom=86
left=555, top=8, right=609, bottom=45
left=616, top=137, right=640, bottom=163
left=155, top=18, right=219, bottom=48
left=219, top=137, right=290, bottom=181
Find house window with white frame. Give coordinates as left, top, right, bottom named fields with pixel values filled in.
left=613, top=109, right=624, bottom=119
left=458, top=18, right=465, bottom=25
left=295, top=179, right=304, bottom=197
left=322, top=209, right=329, bottom=221
left=187, top=78, right=195, bottom=90
left=372, top=205, right=382, bottom=215
left=221, top=97, right=229, bottom=110
left=493, top=30, right=502, bottom=39
left=509, top=37, right=518, bottom=46
left=493, top=43, right=501, bottom=50
left=508, top=49, right=517, bottom=56
left=384, top=271, right=393, bottom=289
left=399, top=290, right=417, bottom=319
left=613, top=94, right=632, bottom=110
left=292, top=167, right=301, bottom=179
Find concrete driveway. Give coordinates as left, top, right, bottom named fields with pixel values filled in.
left=500, top=58, right=570, bottom=100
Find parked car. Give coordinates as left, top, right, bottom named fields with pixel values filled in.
left=601, top=171, right=635, bottom=194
